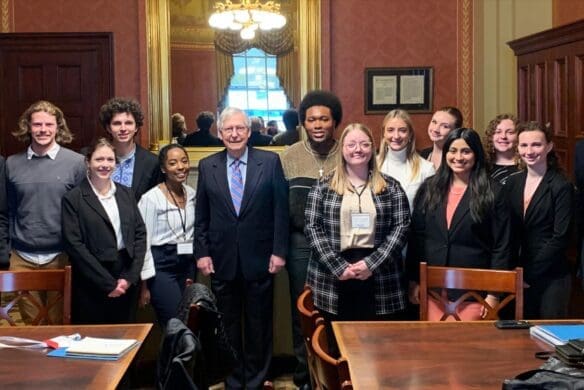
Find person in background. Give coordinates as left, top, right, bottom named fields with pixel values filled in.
left=181, top=111, right=222, bottom=147
left=265, top=120, right=279, bottom=137
left=138, top=144, right=196, bottom=327
left=305, top=123, right=410, bottom=348
left=271, top=108, right=300, bottom=146
left=248, top=116, right=273, bottom=146
left=0, top=156, right=8, bottom=270
left=171, top=112, right=187, bottom=144
left=98, top=97, right=161, bottom=201
left=279, top=90, right=342, bottom=389
left=484, top=113, right=521, bottom=185
left=408, top=128, right=511, bottom=321
left=195, top=107, right=288, bottom=389
left=378, top=109, right=435, bottom=210
left=419, top=106, right=463, bottom=170
left=62, top=138, right=146, bottom=324
left=7, top=100, right=85, bottom=324
left=506, top=121, right=573, bottom=319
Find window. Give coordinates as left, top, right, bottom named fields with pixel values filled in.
left=227, top=48, right=289, bottom=131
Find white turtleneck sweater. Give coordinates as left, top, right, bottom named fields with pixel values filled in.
left=380, top=148, right=435, bottom=211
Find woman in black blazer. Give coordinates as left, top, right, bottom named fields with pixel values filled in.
left=505, top=121, right=573, bottom=319
left=408, top=128, right=511, bottom=320
left=62, top=138, right=146, bottom=324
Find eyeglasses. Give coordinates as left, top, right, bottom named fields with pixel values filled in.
left=344, top=141, right=373, bottom=150
left=221, top=125, right=248, bottom=135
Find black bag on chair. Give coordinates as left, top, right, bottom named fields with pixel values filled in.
left=157, top=318, right=199, bottom=390
left=176, top=283, right=238, bottom=387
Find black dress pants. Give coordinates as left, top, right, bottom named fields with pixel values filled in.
left=211, top=274, right=274, bottom=390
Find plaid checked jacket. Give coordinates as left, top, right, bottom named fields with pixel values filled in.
left=304, top=174, right=410, bottom=315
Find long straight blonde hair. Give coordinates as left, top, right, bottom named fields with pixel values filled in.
left=329, top=123, right=387, bottom=195
left=377, top=109, right=423, bottom=181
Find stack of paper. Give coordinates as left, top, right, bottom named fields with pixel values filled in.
left=47, top=337, right=139, bottom=361
left=530, top=324, right=584, bottom=346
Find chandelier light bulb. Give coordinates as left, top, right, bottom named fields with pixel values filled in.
left=240, top=26, right=256, bottom=40
left=209, top=0, right=286, bottom=37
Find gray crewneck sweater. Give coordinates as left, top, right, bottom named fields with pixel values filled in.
left=7, top=147, right=85, bottom=253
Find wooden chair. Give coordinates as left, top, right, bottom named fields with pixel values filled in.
left=419, top=262, right=523, bottom=321
left=296, top=285, right=322, bottom=390
left=311, top=323, right=353, bottom=390
left=0, top=265, right=72, bottom=325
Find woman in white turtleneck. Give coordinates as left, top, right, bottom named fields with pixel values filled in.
left=378, top=109, right=435, bottom=211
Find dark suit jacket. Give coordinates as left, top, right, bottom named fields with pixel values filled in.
left=180, top=130, right=222, bottom=147
left=0, top=157, right=8, bottom=267
left=505, top=169, right=574, bottom=284
left=194, top=147, right=289, bottom=281
left=407, top=179, right=511, bottom=281
left=62, top=178, right=146, bottom=293
left=248, top=132, right=272, bottom=147
left=574, top=140, right=584, bottom=276
left=133, top=144, right=162, bottom=200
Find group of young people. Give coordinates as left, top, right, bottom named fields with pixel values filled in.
left=0, top=91, right=576, bottom=389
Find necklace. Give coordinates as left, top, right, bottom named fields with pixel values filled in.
left=304, top=141, right=337, bottom=178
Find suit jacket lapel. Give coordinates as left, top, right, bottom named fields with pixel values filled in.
left=239, top=148, right=263, bottom=216
left=211, top=151, right=238, bottom=216
left=80, top=179, right=114, bottom=231
left=448, top=188, right=471, bottom=233
left=524, top=170, right=551, bottom=223
left=131, top=145, right=144, bottom=190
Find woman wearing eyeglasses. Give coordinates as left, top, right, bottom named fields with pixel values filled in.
left=305, top=123, right=410, bottom=329
left=407, top=128, right=511, bottom=320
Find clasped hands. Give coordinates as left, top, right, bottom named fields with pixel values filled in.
left=339, top=260, right=372, bottom=281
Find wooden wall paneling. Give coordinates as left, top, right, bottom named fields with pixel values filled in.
left=509, top=19, right=584, bottom=175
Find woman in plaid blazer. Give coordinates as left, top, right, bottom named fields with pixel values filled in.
left=304, top=123, right=410, bottom=325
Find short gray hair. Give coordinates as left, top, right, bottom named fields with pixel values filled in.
left=217, top=107, right=251, bottom=130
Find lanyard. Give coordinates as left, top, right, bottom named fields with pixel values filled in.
left=350, top=182, right=368, bottom=213
left=167, top=186, right=187, bottom=240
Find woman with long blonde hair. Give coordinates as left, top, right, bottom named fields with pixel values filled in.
left=305, top=123, right=410, bottom=331
left=378, top=109, right=435, bottom=210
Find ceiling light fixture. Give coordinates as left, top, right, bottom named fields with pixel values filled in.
left=208, top=0, right=287, bottom=40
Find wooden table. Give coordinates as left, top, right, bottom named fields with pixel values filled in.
left=0, top=323, right=152, bottom=390
left=332, top=321, right=583, bottom=389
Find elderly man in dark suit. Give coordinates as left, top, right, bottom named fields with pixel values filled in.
left=195, top=107, right=289, bottom=390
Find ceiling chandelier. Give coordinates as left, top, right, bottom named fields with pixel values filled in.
left=208, top=0, right=287, bottom=40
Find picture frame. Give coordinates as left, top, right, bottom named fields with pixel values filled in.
left=364, top=67, right=433, bottom=114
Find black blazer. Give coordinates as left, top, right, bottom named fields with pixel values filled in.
left=194, top=148, right=289, bottom=281
left=132, top=144, right=162, bottom=200
left=505, top=169, right=574, bottom=284
left=407, top=179, right=511, bottom=281
left=574, top=140, right=584, bottom=276
left=62, top=178, right=146, bottom=293
left=0, top=157, right=8, bottom=267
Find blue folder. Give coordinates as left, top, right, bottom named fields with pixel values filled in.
left=47, top=347, right=121, bottom=361
left=530, top=324, right=584, bottom=346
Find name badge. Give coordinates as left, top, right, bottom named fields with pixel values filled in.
left=177, top=241, right=193, bottom=255
left=351, top=213, right=371, bottom=229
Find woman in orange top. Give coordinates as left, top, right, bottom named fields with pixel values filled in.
left=407, top=128, right=511, bottom=320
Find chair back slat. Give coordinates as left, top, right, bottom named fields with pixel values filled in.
left=0, top=266, right=72, bottom=325
left=311, top=324, right=353, bottom=390
left=297, top=286, right=323, bottom=389
left=419, top=262, right=523, bottom=321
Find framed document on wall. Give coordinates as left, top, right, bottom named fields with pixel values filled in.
left=364, top=67, right=433, bottom=114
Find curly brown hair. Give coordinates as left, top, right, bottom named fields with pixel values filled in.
left=483, top=113, right=518, bottom=165
left=12, top=100, right=74, bottom=144
left=98, top=97, right=144, bottom=130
